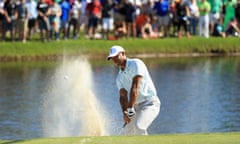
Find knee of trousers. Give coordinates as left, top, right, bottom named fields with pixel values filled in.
left=135, top=122, right=148, bottom=135
left=135, top=121, right=147, bottom=131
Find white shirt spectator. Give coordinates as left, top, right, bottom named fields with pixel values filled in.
left=26, top=0, right=38, bottom=19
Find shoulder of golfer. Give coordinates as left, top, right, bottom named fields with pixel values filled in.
left=116, top=58, right=146, bottom=88
left=117, top=57, right=157, bottom=102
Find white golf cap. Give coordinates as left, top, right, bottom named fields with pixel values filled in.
left=107, top=45, right=125, bottom=60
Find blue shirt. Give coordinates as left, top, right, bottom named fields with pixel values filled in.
left=116, top=58, right=157, bottom=103
left=61, top=0, right=71, bottom=21
left=153, top=0, right=169, bottom=16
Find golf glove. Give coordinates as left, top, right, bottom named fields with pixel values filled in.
left=126, top=107, right=136, bottom=118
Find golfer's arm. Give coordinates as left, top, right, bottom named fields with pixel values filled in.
left=119, top=88, right=128, bottom=113
left=129, top=75, right=142, bottom=108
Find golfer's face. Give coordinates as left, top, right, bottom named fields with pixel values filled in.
left=111, top=53, right=124, bottom=66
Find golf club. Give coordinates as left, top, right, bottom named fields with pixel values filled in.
left=122, top=122, right=127, bottom=128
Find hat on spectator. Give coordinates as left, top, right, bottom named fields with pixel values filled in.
left=107, top=45, right=125, bottom=60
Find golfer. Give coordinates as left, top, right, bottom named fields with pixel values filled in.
left=107, top=45, right=161, bottom=135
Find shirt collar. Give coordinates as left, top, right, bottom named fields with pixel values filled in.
left=120, top=58, right=128, bottom=72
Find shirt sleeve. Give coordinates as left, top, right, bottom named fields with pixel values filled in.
left=134, top=59, right=146, bottom=77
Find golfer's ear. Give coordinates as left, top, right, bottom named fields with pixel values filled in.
left=120, top=52, right=125, bottom=56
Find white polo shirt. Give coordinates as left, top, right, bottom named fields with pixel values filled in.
left=116, top=58, right=157, bottom=103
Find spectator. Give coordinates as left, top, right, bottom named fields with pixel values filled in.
left=153, top=0, right=170, bottom=37
left=209, top=0, right=223, bottom=35
left=198, top=0, right=211, bottom=38
left=68, top=0, right=81, bottom=39
left=49, top=0, right=62, bottom=41
left=16, top=0, right=29, bottom=43
left=141, top=16, right=160, bottom=39
left=86, top=0, right=102, bottom=39
left=79, top=0, right=90, bottom=38
left=119, top=0, right=137, bottom=38
left=188, top=0, right=199, bottom=35
left=236, top=0, right=240, bottom=30
left=0, top=0, right=6, bottom=41
left=212, top=17, right=226, bottom=37
left=3, top=0, right=18, bottom=41
left=151, top=14, right=159, bottom=35
left=60, top=0, right=71, bottom=39
left=26, top=0, right=38, bottom=41
left=141, top=0, right=155, bottom=18
left=37, top=0, right=51, bottom=42
left=114, top=15, right=127, bottom=39
left=174, top=0, right=191, bottom=38
left=136, top=11, right=148, bottom=37
left=101, top=0, right=115, bottom=39
left=134, top=0, right=142, bottom=17
left=113, top=0, right=126, bottom=38
left=45, top=0, right=53, bottom=5
left=169, top=0, right=178, bottom=37
left=225, top=18, right=240, bottom=36
left=133, top=0, right=142, bottom=37
left=223, top=0, right=237, bottom=30
left=141, top=0, right=157, bottom=35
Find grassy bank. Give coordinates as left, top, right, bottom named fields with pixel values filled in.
left=0, top=37, right=240, bottom=61
left=0, top=132, right=239, bottom=144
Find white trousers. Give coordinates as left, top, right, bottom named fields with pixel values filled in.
left=124, top=96, right=161, bottom=135
left=198, top=15, right=209, bottom=38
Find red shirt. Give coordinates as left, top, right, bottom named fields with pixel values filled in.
left=136, top=14, right=148, bottom=30
left=86, top=0, right=102, bottom=16
left=45, top=0, right=53, bottom=5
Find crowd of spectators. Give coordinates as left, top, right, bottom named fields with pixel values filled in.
left=0, top=0, right=239, bottom=43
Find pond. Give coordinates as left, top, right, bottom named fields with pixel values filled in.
left=0, top=56, right=239, bottom=140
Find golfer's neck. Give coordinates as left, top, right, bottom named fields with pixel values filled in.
left=120, top=59, right=127, bottom=71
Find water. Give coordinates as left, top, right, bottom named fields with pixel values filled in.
left=0, top=56, right=239, bottom=140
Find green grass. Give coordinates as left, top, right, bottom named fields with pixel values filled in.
left=0, top=37, right=240, bottom=60
left=0, top=132, right=239, bottom=144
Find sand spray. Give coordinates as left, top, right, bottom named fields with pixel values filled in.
left=41, top=57, right=108, bottom=137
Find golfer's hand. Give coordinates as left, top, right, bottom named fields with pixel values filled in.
left=125, top=107, right=136, bottom=118
left=123, top=114, right=131, bottom=124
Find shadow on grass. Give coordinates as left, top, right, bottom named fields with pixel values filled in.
left=0, top=140, right=27, bottom=144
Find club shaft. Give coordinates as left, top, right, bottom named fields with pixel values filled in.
left=122, top=122, right=127, bottom=128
